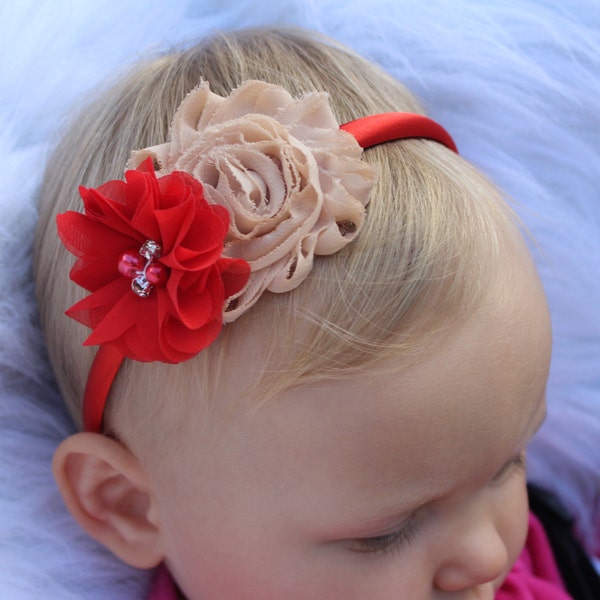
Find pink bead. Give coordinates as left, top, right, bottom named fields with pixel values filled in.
left=146, top=262, right=168, bottom=285
left=118, top=250, right=144, bottom=278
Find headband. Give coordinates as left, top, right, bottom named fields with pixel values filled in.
left=56, top=80, right=457, bottom=433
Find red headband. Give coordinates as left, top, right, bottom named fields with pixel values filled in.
left=341, top=112, right=458, bottom=152
left=61, top=109, right=457, bottom=433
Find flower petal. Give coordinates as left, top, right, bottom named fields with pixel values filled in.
left=58, top=212, right=140, bottom=291
left=68, top=279, right=134, bottom=336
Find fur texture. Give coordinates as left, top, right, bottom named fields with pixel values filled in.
left=1, top=1, right=598, bottom=597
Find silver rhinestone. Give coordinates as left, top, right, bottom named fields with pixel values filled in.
left=131, top=275, right=153, bottom=298
left=139, top=240, right=161, bottom=260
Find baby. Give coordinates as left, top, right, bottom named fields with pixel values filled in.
left=34, top=27, right=566, bottom=599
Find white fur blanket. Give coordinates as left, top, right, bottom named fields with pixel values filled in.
left=1, top=1, right=599, bottom=597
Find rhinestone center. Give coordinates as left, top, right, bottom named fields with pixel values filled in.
left=117, top=240, right=167, bottom=298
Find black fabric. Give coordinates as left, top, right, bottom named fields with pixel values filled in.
left=528, top=484, right=600, bottom=600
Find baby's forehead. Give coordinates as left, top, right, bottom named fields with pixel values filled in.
left=134, top=246, right=549, bottom=546
left=229, top=292, right=542, bottom=442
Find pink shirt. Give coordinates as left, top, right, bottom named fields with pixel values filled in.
left=496, top=513, right=571, bottom=599
left=149, top=513, right=571, bottom=599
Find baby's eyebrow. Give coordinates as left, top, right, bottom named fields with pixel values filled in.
left=528, top=396, right=548, bottom=439
left=343, top=486, right=451, bottom=537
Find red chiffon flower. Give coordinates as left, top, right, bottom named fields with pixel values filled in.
left=57, top=158, right=250, bottom=363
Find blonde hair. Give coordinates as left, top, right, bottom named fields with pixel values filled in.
left=35, top=27, right=516, bottom=439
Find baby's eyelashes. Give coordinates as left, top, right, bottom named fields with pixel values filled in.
left=345, top=512, right=420, bottom=557
left=490, top=452, right=527, bottom=486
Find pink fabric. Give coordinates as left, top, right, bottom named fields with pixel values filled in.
left=496, top=513, right=571, bottom=599
left=148, top=513, right=571, bottom=599
left=148, top=565, right=178, bottom=600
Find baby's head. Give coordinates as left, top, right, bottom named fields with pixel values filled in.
left=35, top=27, right=551, bottom=598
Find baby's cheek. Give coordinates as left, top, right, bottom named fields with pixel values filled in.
left=494, top=475, right=530, bottom=591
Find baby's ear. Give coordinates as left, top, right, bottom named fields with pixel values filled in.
left=52, top=432, right=164, bottom=569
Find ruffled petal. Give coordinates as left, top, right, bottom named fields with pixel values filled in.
left=58, top=212, right=140, bottom=291
left=161, top=314, right=222, bottom=358
left=68, top=279, right=134, bottom=337
left=167, top=269, right=216, bottom=330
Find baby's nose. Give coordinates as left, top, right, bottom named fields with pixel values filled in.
left=433, top=521, right=508, bottom=592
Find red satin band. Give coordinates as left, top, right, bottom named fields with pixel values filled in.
left=341, top=113, right=458, bottom=153
left=82, top=111, right=457, bottom=432
left=83, top=345, right=125, bottom=432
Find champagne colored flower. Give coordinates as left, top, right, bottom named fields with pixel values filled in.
left=128, top=81, right=375, bottom=321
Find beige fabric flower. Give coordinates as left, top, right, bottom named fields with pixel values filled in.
left=128, top=80, right=376, bottom=321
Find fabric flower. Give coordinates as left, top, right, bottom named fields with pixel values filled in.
left=128, top=80, right=376, bottom=321
left=57, top=158, right=250, bottom=363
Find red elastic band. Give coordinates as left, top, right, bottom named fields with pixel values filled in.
left=341, top=113, right=458, bottom=153
left=83, top=345, right=125, bottom=432
left=82, top=111, right=456, bottom=433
